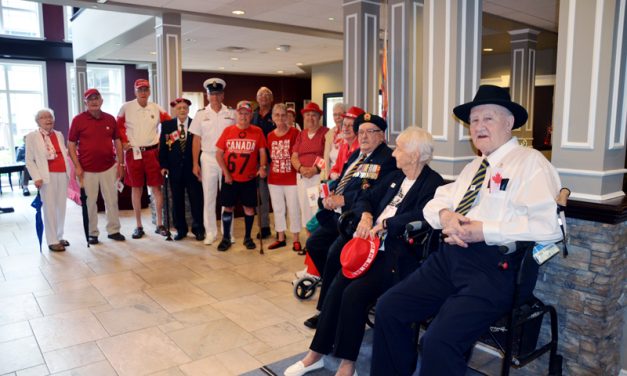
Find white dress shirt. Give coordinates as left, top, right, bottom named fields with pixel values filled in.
left=423, top=137, right=563, bottom=246
left=188, top=103, right=235, bottom=157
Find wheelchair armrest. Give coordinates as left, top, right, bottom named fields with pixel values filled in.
left=403, top=220, right=430, bottom=244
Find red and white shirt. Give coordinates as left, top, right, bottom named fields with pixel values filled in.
left=268, top=127, right=299, bottom=185
left=216, top=125, right=267, bottom=182
left=117, top=99, right=170, bottom=147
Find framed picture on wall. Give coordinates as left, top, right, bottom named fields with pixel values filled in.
left=323, top=92, right=343, bottom=128
left=285, top=102, right=295, bottom=111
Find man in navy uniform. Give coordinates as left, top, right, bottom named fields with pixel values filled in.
left=303, top=113, right=397, bottom=329
left=159, top=97, right=204, bottom=241
left=371, top=85, right=563, bottom=376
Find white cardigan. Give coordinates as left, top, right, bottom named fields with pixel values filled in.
left=25, top=129, right=70, bottom=184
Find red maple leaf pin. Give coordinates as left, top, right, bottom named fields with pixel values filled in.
left=492, top=173, right=502, bottom=184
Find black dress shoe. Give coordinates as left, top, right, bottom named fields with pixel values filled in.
left=217, top=238, right=232, bottom=252
left=304, top=314, right=319, bottom=329
left=256, top=227, right=272, bottom=239
left=132, top=227, right=145, bottom=239
left=22, top=188, right=30, bottom=196
left=59, top=239, right=70, bottom=247
left=48, top=243, right=65, bottom=252
left=243, top=237, right=256, bottom=250
left=174, top=233, right=186, bottom=241
left=194, top=233, right=205, bottom=241
left=107, top=233, right=125, bottom=241
left=88, top=236, right=99, bottom=245
left=155, top=225, right=168, bottom=236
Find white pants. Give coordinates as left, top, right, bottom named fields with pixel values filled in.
left=296, top=174, right=321, bottom=228
left=83, top=164, right=120, bottom=236
left=268, top=184, right=301, bottom=234
left=40, top=172, right=68, bottom=245
left=200, top=152, right=222, bottom=237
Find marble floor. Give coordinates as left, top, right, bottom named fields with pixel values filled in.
left=0, top=187, right=317, bottom=376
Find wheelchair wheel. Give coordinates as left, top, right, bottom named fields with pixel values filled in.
left=293, top=277, right=318, bottom=300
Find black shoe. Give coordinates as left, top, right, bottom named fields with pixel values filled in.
left=59, top=239, right=70, bottom=247
left=256, top=227, right=272, bottom=239
left=48, top=243, right=65, bottom=252
left=155, top=225, right=168, bottom=236
left=268, top=240, right=286, bottom=250
left=22, top=188, right=30, bottom=196
left=194, top=232, right=205, bottom=241
left=107, top=233, right=125, bottom=241
left=132, top=227, right=145, bottom=239
left=217, top=238, right=232, bottom=252
left=88, top=236, right=99, bottom=245
left=244, top=237, right=256, bottom=249
left=304, top=314, right=319, bottom=329
left=174, top=233, right=186, bottom=241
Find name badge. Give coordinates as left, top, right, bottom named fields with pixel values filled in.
left=132, top=147, right=142, bottom=160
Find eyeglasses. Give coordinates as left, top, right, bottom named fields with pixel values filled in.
left=358, top=129, right=383, bottom=136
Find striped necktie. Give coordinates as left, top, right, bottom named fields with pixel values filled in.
left=179, top=124, right=186, bottom=152
left=455, top=159, right=489, bottom=215
left=335, top=154, right=367, bottom=194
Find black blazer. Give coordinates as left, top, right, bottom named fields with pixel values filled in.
left=353, top=166, right=444, bottom=278
left=328, top=142, right=397, bottom=213
left=159, top=117, right=195, bottom=175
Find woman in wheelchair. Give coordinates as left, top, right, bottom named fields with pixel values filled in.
left=284, top=126, right=443, bottom=376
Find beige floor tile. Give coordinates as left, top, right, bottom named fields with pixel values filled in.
left=251, top=321, right=308, bottom=349
left=0, top=276, right=51, bottom=299
left=231, top=261, right=285, bottom=283
left=104, top=291, right=161, bottom=309
left=192, top=272, right=266, bottom=301
left=0, top=321, right=32, bottom=343
left=145, top=282, right=216, bottom=313
left=0, top=294, right=42, bottom=326
left=35, top=287, right=107, bottom=315
left=166, top=318, right=256, bottom=359
left=98, top=327, right=191, bottom=376
left=50, top=278, right=92, bottom=294
left=86, top=256, right=144, bottom=275
left=0, top=336, right=44, bottom=374
left=134, top=265, right=203, bottom=286
left=95, top=300, right=173, bottom=336
left=43, top=341, right=105, bottom=374
left=50, top=360, right=117, bottom=376
left=88, top=271, right=150, bottom=297
left=14, top=364, right=49, bottom=376
left=148, top=368, right=185, bottom=376
left=169, top=304, right=224, bottom=328
left=212, top=295, right=291, bottom=332
left=176, top=255, right=233, bottom=275
left=252, top=338, right=312, bottom=365
left=30, top=309, right=108, bottom=352
left=212, top=348, right=263, bottom=375
left=179, top=356, right=233, bottom=376
left=39, top=263, right=97, bottom=284
left=266, top=292, right=318, bottom=317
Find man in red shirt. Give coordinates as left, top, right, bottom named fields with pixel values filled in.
left=215, top=101, right=268, bottom=251
left=117, top=79, right=171, bottom=239
left=68, top=88, right=126, bottom=244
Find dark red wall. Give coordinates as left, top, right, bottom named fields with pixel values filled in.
left=42, top=4, right=65, bottom=42
left=124, top=65, right=149, bottom=101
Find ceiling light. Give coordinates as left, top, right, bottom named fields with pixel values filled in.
left=230, top=57, right=239, bottom=61
left=277, top=70, right=284, bottom=74
left=219, top=67, right=225, bottom=70
left=276, top=45, right=290, bottom=52
left=96, top=0, right=108, bottom=3
left=328, top=17, right=335, bottom=21
left=296, top=62, right=303, bottom=66
left=149, top=51, right=156, bottom=55
left=232, top=10, right=245, bottom=15
left=483, top=48, right=493, bottom=52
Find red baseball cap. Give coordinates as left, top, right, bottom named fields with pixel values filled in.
left=343, top=106, right=365, bottom=119
left=286, top=107, right=296, bottom=115
left=301, top=102, right=323, bottom=115
left=236, top=100, right=253, bottom=113
left=170, top=97, right=191, bottom=107
left=134, top=79, right=150, bottom=90
left=340, top=236, right=381, bottom=279
left=83, top=88, right=100, bottom=100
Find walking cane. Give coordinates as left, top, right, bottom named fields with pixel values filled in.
left=163, top=172, right=173, bottom=241
left=256, top=177, right=264, bottom=255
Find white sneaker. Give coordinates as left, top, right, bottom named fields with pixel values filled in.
left=203, top=233, right=216, bottom=245
left=295, top=267, right=308, bottom=279
left=284, top=358, right=324, bottom=376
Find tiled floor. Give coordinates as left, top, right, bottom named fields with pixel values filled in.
left=0, top=187, right=316, bottom=376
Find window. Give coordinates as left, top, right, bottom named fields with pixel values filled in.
left=0, top=60, right=47, bottom=164
left=67, top=64, right=125, bottom=119
left=63, top=5, right=73, bottom=41
left=0, top=0, right=42, bottom=38
left=182, top=91, right=204, bottom=118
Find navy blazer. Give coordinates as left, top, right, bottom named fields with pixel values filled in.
left=328, top=142, right=397, bottom=213
left=158, top=117, right=195, bottom=176
left=353, top=166, right=444, bottom=278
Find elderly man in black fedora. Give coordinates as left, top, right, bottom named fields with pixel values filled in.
left=159, top=97, right=204, bottom=241
left=371, top=85, right=564, bottom=376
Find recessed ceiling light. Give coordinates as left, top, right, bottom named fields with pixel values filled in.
left=232, top=10, right=245, bottom=15
left=149, top=51, right=156, bottom=55
left=276, top=45, right=290, bottom=52
left=296, top=62, right=303, bottom=66
left=277, top=70, right=284, bottom=74
left=230, top=57, right=239, bottom=61
left=328, top=17, right=335, bottom=21
left=185, top=38, right=196, bottom=43
left=219, top=67, right=225, bottom=70
left=483, top=48, right=493, bottom=52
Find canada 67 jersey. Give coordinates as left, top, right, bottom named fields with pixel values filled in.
left=216, top=125, right=267, bottom=182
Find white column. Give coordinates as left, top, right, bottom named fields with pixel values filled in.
left=155, top=13, right=182, bottom=110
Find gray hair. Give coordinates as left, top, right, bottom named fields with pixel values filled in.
left=257, top=86, right=273, bottom=97
left=35, top=108, right=55, bottom=122
left=333, top=102, right=346, bottom=112
left=272, top=103, right=287, bottom=113
left=396, top=126, right=434, bottom=164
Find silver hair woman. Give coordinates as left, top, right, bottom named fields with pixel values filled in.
left=25, top=108, right=71, bottom=252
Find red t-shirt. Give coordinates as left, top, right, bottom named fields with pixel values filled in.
left=292, top=126, right=328, bottom=168
left=216, top=124, right=267, bottom=182
left=331, top=138, right=359, bottom=176
left=69, top=111, right=119, bottom=172
left=47, top=133, right=66, bottom=173
left=267, top=127, right=299, bottom=185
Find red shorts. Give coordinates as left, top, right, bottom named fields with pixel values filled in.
left=124, top=147, right=164, bottom=187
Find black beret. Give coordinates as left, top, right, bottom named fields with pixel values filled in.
left=353, top=113, right=387, bottom=133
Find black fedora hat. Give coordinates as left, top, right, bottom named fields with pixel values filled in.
left=453, top=85, right=528, bottom=129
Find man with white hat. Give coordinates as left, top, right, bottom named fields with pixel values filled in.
left=190, top=78, right=235, bottom=245
left=117, top=79, right=171, bottom=239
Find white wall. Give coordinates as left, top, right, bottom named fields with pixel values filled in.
left=311, top=61, right=343, bottom=106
